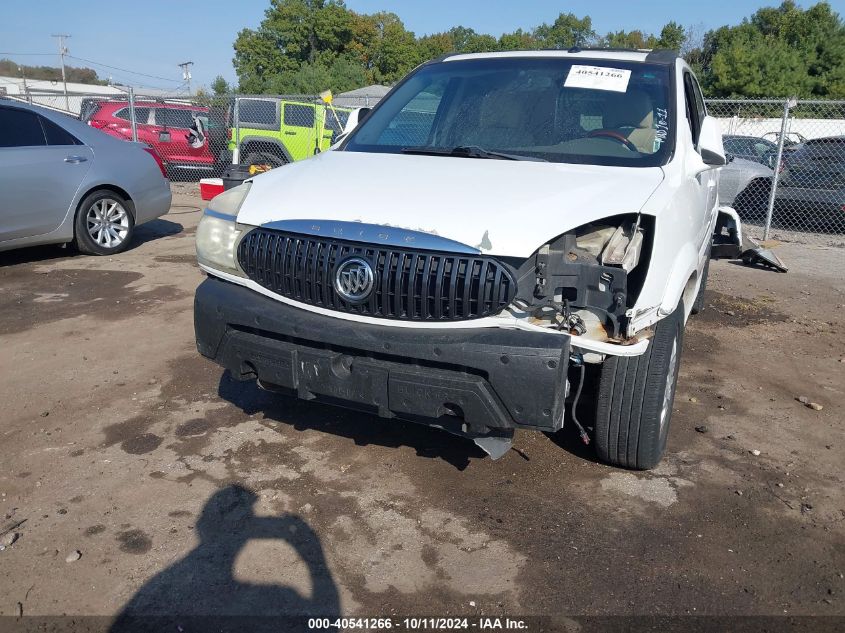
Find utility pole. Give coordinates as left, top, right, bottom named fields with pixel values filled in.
left=18, top=66, right=31, bottom=104
left=51, top=33, right=71, bottom=111
left=178, top=61, right=194, bottom=95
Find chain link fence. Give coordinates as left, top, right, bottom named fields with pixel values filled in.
left=5, top=90, right=844, bottom=246
left=708, top=98, right=845, bottom=246
left=3, top=89, right=376, bottom=181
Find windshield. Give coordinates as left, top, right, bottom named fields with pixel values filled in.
left=344, top=57, right=674, bottom=167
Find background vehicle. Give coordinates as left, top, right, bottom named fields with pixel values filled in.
left=83, top=100, right=216, bottom=178
left=195, top=49, right=736, bottom=470
left=763, top=130, right=807, bottom=147
left=775, top=136, right=845, bottom=231
left=0, top=101, right=171, bottom=255
left=216, top=97, right=353, bottom=167
left=723, top=134, right=778, bottom=168
left=720, top=154, right=773, bottom=218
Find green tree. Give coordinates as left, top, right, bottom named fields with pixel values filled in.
left=211, top=75, right=231, bottom=95
left=0, top=59, right=105, bottom=85
left=417, top=33, right=455, bottom=62
left=657, top=21, right=686, bottom=51
left=701, top=2, right=845, bottom=97
left=447, top=26, right=480, bottom=52
left=601, top=30, right=656, bottom=49
left=498, top=29, right=540, bottom=50
left=367, top=12, right=420, bottom=84
left=533, top=13, right=596, bottom=49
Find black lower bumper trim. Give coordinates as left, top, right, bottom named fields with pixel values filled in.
left=195, top=277, right=570, bottom=433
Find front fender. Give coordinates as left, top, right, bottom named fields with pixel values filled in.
left=659, top=241, right=699, bottom=317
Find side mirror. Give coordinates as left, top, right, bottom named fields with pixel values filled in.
left=158, top=131, right=171, bottom=143
left=342, top=107, right=371, bottom=136
left=725, top=152, right=735, bottom=163
left=698, top=116, right=726, bottom=167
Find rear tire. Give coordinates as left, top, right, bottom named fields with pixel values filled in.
left=594, top=302, right=684, bottom=470
left=74, top=190, right=135, bottom=256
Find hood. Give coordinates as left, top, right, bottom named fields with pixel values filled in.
left=237, top=151, right=665, bottom=257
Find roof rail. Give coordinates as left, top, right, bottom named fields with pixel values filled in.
left=644, top=49, right=680, bottom=63
left=567, top=46, right=652, bottom=54
left=564, top=46, right=680, bottom=63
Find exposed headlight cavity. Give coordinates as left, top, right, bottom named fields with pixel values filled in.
left=514, top=214, right=652, bottom=339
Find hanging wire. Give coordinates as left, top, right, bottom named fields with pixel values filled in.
left=66, top=55, right=183, bottom=84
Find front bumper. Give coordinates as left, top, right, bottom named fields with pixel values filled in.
left=195, top=277, right=571, bottom=437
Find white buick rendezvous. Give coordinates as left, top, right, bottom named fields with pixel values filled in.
left=194, top=48, right=741, bottom=469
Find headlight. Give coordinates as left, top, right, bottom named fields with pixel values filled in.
left=195, top=184, right=251, bottom=276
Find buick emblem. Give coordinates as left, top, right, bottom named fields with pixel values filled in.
left=334, top=257, right=374, bottom=302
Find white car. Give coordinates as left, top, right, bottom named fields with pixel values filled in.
left=194, top=48, right=741, bottom=469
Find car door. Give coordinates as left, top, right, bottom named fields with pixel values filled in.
left=153, top=107, right=213, bottom=167
left=683, top=72, right=717, bottom=253
left=0, top=106, right=93, bottom=242
left=282, top=103, right=317, bottom=160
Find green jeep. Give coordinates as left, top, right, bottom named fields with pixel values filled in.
left=217, top=97, right=353, bottom=168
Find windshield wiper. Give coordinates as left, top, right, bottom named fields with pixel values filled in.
left=401, top=145, right=548, bottom=162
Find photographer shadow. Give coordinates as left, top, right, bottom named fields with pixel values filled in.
left=111, top=485, right=340, bottom=632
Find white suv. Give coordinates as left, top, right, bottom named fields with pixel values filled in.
left=194, top=48, right=741, bottom=469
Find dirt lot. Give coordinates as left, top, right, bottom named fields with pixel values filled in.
left=0, top=183, right=843, bottom=628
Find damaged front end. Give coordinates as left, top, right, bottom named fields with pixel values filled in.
left=508, top=214, right=653, bottom=353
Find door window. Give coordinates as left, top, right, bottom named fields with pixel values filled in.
left=284, top=104, right=316, bottom=128
left=155, top=108, right=197, bottom=129
left=41, top=117, right=81, bottom=146
left=0, top=107, right=46, bottom=147
left=239, top=99, right=278, bottom=127
left=115, top=107, right=151, bottom=124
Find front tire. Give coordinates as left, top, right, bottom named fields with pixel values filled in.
left=594, top=303, right=684, bottom=469
left=244, top=151, right=287, bottom=169
left=74, top=190, right=135, bottom=256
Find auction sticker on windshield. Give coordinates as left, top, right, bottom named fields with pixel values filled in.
left=564, top=65, right=631, bottom=92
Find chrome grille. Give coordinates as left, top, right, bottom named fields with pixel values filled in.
left=237, top=229, right=517, bottom=321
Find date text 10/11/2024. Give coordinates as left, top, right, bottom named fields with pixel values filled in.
left=307, top=617, right=530, bottom=630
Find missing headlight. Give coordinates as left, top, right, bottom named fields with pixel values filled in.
left=513, top=214, right=652, bottom=339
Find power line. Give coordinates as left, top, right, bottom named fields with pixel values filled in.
left=66, top=54, right=183, bottom=83
left=0, top=52, right=56, bottom=56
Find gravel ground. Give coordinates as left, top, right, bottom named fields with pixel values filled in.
left=0, top=183, right=843, bottom=629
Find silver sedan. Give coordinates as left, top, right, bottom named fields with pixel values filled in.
left=0, top=101, right=172, bottom=255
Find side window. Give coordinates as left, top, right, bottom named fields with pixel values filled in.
left=753, top=142, right=771, bottom=157
left=0, top=107, right=46, bottom=147
left=41, top=117, right=81, bottom=145
left=155, top=108, right=196, bottom=129
left=324, top=108, right=351, bottom=135
left=284, top=104, right=315, bottom=128
left=691, top=76, right=707, bottom=124
left=683, top=73, right=702, bottom=147
left=115, top=107, right=151, bottom=124
left=239, top=99, right=278, bottom=128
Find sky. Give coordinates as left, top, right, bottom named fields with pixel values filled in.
left=2, top=0, right=844, bottom=92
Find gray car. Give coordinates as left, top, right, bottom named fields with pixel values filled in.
left=719, top=154, right=773, bottom=217
left=0, top=101, right=172, bottom=255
